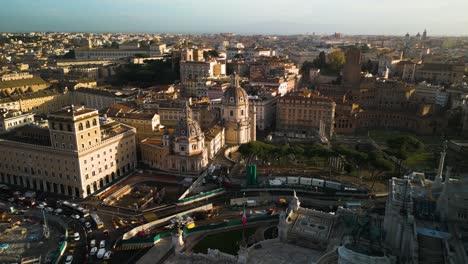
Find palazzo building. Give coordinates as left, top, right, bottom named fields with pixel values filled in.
left=0, top=106, right=137, bottom=198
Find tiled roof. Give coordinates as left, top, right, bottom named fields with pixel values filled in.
left=0, top=76, right=48, bottom=89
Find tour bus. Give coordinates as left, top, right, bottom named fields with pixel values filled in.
left=60, top=201, right=90, bottom=218
left=91, top=212, right=104, bottom=229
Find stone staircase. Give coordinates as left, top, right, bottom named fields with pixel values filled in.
left=417, top=234, right=445, bottom=264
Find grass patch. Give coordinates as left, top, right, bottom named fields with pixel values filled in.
left=369, top=130, right=443, bottom=145
left=192, top=227, right=257, bottom=255
left=369, top=130, right=413, bottom=144
left=404, top=152, right=435, bottom=171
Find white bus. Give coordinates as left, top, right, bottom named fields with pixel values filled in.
left=90, top=212, right=104, bottom=229
left=61, top=201, right=89, bottom=218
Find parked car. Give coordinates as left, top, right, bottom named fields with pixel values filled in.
left=96, top=248, right=106, bottom=259
left=71, top=214, right=80, bottom=220
left=90, top=247, right=97, bottom=256
left=85, top=222, right=92, bottom=229
left=99, top=240, right=106, bottom=248
left=90, top=239, right=96, bottom=248
left=45, top=207, right=54, bottom=212
left=103, top=251, right=112, bottom=260
left=65, top=255, right=73, bottom=264
left=73, top=232, right=80, bottom=241
left=0, top=243, right=9, bottom=251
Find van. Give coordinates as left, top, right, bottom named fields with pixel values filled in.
left=97, top=248, right=106, bottom=259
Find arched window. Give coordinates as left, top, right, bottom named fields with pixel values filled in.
left=86, top=120, right=90, bottom=128
left=92, top=119, right=97, bottom=126
left=241, top=110, right=244, bottom=116
left=78, top=123, right=83, bottom=131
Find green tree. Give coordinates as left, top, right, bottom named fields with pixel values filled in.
left=61, top=50, right=75, bottom=59
left=387, top=135, right=424, bottom=152
left=300, top=61, right=316, bottom=82
left=327, top=50, right=346, bottom=73
left=203, top=50, right=219, bottom=59
left=368, top=151, right=395, bottom=190
left=361, top=59, right=374, bottom=73
left=111, top=41, right=119, bottom=49
left=312, top=51, right=327, bottom=69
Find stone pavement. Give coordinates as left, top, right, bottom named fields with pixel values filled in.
left=136, top=237, right=173, bottom=264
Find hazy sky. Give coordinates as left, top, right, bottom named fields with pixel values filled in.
left=1, top=0, right=467, bottom=35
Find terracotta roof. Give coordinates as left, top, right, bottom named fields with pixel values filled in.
left=106, top=104, right=134, bottom=117
left=419, top=63, right=464, bottom=72
left=0, top=76, right=48, bottom=89
left=115, top=112, right=156, bottom=120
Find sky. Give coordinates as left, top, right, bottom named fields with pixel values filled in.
left=0, top=0, right=467, bottom=36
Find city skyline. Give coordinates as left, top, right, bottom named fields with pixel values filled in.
left=1, top=0, right=468, bottom=36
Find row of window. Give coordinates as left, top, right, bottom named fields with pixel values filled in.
left=0, top=165, right=78, bottom=181
left=0, top=173, right=81, bottom=197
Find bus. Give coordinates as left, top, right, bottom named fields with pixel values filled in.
left=60, top=201, right=89, bottom=218
left=90, top=213, right=104, bottom=229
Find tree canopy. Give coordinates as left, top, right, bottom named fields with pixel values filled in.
left=112, top=58, right=179, bottom=87
left=327, top=50, right=346, bottom=73
left=203, top=50, right=219, bottom=59
left=300, top=50, right=345, bottom=78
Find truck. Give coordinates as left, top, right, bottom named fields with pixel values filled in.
left=246, top=200, right=257, bottom=207
left=24, top=191, right=36, bottom=199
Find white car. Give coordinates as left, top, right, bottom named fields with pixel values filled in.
left=8, top=198, right=15, bottom=202
left=85, top=222, right=92, bottom=229
left=65, top=255, right=73, bottom=264
left=90, top=239, right=96, bottom=248
left=54, top=208, right=63, bottom=214
left=103, top=251, right=112, bottom=260
left=73, top=232, right=80, bottom=241
left=45, top=207, right=54, bottom=212
left=96, top=248, right=106, bottom=259
left=37, top=204, right=45, bottom=209
left=71, top=214, right=80, bottom=220
left=99, top=240, right=106, bottom=248
left=90, top=247, right=97, bottom=256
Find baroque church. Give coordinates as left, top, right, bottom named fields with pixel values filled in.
left=140, top=74, right=256, bottom=175
left=221, top=74, right=256, bottom=145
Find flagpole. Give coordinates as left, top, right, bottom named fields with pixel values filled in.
left=242, top=203, right=246, bottom=246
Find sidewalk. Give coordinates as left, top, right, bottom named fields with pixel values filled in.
left=136, top=237, right=173, bottom=264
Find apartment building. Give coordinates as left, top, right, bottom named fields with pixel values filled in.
left=276, top=91, right=336, bottom=137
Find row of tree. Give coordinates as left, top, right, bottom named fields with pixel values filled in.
left=238, top=141, right=394, bottom=174
left=238, top=141, right=399, bottom=191
left=111, top=58, right=179, bottom=87
left=238, top=141, right=333, bottom=161
left=300, top=50, right=346, bottom=77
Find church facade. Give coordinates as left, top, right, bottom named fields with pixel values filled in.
left=140, top=103, right=209, bottom=175
left=221, top=74, right=256, bottom=145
